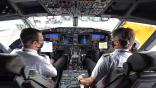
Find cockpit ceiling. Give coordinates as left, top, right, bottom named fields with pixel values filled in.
left=0, top=0, right=156, bottom=24
left=0, top=0, right=112, bottom=16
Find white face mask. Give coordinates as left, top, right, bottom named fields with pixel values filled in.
left=36, top=33, right=44, bottom=49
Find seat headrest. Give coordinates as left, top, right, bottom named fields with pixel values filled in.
left=0, top=53, right=25, bottom=75
left=123, top=51, right=156, bottom=74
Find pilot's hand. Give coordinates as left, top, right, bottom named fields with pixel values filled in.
left=50, top=59, right=55, bottom=64
left=77, top=75, right=84, bottom=81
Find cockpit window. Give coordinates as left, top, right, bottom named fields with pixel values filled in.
left=27, top=16, right=73, bottom=29
left=123, top=21, right=156, bottom=49
left=0, top=19, right=28, bottom=47
left=78, top=16, right=120, bottom=31
left=27, top=16, right=120, bottom=31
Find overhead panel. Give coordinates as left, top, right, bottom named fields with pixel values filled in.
left=9, top=0, right=48, bottom=16
left=40, top=0, right=112, bottom=16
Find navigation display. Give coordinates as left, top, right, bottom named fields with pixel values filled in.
left=45, top=33, right=59, bottom=41
left=78, top=35, right=90, bottom=45
left=60, top=34, right=73, bottom=44
left=91, top=34, right=100, bottom=42
left=91, top=33, right=108, bottom=49
left=91, top=34, right=105, bottom=42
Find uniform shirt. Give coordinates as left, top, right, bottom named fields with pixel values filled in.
left=91, top=49, right=132, bottom=82
left=12, top=48, right=57, bottom=78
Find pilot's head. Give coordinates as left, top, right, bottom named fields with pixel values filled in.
left=112, top=27, right=135, bottom=49
left=20, top=28, right=44, bottom=51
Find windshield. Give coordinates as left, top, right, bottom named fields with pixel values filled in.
left=0, top=16, right=120, bottom=47
left=28, top=16, right=120, bottom=31
left=123, top=21, right=156, bottom=49
left=0, top=19, right=28, bottom=47
left=78, top=16, right=119, bottom=31
left=28, top=16, right=73, bottom=29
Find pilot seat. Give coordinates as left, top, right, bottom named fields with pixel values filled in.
left=105, top=51, right=156, bottom=88
left=0, top=53, right=54, bottom=88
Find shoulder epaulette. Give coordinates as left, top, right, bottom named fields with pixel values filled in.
left=102, top=53, right=110, bottom=57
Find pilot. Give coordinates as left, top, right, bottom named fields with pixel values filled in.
left=77, top=27, right=135, bottom=87
left=11, top=28, right=57, bottom=78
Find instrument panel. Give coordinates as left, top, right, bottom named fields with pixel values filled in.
left=42, top=27, right=111, bottom=51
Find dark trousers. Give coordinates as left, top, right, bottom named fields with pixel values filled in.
left=53, top=55, right=67, bottom=73
left=53, top=55, right=68, bottom=88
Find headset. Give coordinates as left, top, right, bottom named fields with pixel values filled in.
left=119, top=39, right=128, bottom=49
left=120, top=30, right=129, bottom=49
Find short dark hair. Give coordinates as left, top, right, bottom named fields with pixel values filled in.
left=112, top=27, right=135, bottom=49
left=20, top=28, right=42, bottom=46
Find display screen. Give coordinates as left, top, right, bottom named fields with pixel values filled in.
left=45, top=33, right=59, bottom=41
left=91, top=33, right=108, bottom=48
left=78, top=35, right=90, bottom=45
left=60, top=34, right=73, bottom=44
left=91, top=34, right=102, bottom=42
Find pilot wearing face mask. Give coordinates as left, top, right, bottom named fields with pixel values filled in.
left=77, top=28, right=135, bottom=87
left=11, top=28, right=57, bottom=78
